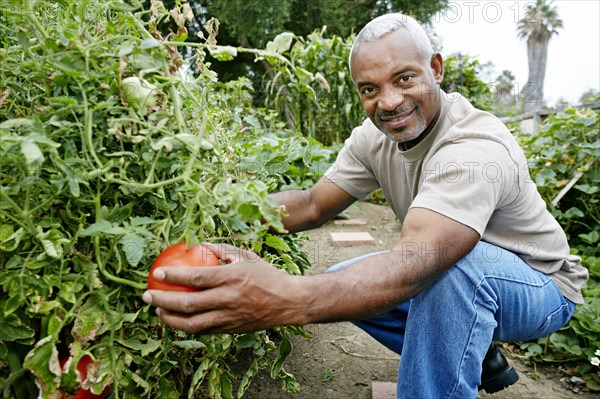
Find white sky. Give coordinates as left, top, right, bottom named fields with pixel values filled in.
left=431, top=0, right=600, bottom=106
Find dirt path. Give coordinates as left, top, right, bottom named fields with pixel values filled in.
left=241, top=202, right=594, bottom=399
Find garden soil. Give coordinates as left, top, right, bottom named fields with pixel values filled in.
left=238, top=202, right=596, bottom=399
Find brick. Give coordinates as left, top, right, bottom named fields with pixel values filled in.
left=372, top=381, right=397, bottom=399
left=333, top=218, right=368, bottom=226
left=330, top=232, right=375, bottom=247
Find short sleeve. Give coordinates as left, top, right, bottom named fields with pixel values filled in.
left=324, top=126, right=380, bottom=200
left=410, top=140, right=516, bottom=236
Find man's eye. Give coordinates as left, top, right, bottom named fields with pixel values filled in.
left=360, top=87, right=377, bottom=96
left=398, top=75, right=414, bottom=84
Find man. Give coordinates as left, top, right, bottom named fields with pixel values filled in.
left=142, top=13, right=588, bottom=398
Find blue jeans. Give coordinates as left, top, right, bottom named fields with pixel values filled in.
left=327, top=241, right=575, bottom=399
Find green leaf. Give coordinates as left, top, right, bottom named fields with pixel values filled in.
left=118, top=337, right=162, bottom=357
left=141, top=37, right=161, bottom=49
left=237, top=359, right=259, bottom=399
left=579, top=231, right=600, bottom=244
left=121, top=234, right=145, bottom=266
left=0, top=226, right=24, bottom=251
left=189, top=358, right=212, bottom=399
left=41, top=239, right=63, bottom=259
left=237, top=203, right=260, bottom=219
left=0, top=314, right=35, bottom=343
left=172, top=340, right=207, bottom=350
left=0, top=118, right=33, bottom=129
left=564, top=207, right=585, bottom=218
left=270, top=337, right=292, bottom=379
left=130, top=371, right=151, bottom=389
left=80, top=220, right=112, bottom=236
left=265, top=235, right=291, bottom=252
left=131, top=216, right=156, bottom=226
left=575, top=184, right=600, bottom=194
left=21, top=140, right=44, bottom=165
left=119, top=41, right=134, bottom=56
left=586, top=378, right=600, bottom=391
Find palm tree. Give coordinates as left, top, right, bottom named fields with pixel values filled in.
left=517, top=0, right=563, bottom=114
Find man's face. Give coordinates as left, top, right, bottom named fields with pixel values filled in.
left=350, top=29, right=444, bottom=145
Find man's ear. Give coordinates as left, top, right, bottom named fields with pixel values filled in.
left=431, top=53, right=444, bottom=84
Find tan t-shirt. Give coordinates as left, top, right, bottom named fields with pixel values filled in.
left=325, top=91, right=588, bottom=304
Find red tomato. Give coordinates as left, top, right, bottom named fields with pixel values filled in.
left=59, top=354, right=108, bottom=399
left=147, top=242, right=220, bottom=291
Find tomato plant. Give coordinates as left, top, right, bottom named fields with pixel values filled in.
left=0, top=1, right=310, bottom=398
left=148, top=242, right=220, bottom=291
left=59, top=355, right=108, bottom=399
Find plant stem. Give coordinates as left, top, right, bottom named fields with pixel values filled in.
left=24, top=0, right=48, bottom=42
left=0, top=187, right=37, bottom=235
left=92, top=186, right=147, bottom=290
left=5, top=352, right=29, bottom=399
left=131, top=18, right=186, bottom=132
left=105, top=174, right=186, bottom=189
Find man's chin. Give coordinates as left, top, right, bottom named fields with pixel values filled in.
left=379, top=127, right=418, bottom=144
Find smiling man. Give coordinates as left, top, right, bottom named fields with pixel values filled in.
left=143, top=13, right=588, bottom=399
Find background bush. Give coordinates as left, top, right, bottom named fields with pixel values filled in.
left=515, top=108, right=600, bottom=391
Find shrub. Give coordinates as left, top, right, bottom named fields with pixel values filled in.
left=517, top=107, right=600, bottom=391
left=0, top=2, right=309, bottom=398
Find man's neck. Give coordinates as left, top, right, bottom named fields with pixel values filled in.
left=401, top=106, right=442, bottom=151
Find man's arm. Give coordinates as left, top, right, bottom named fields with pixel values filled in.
left=270, top=176, right=356, bottom=233
left=298, top=207, right=480, bottom=323
left=142, top=207, right=479, bottom=333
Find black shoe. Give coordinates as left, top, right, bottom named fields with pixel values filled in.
left=478, top=343, right=519, bottom=394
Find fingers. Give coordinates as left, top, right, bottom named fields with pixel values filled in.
left=201, top=242, right=260, bottom=264
left=149, top=265, right=225, bottom=290
left=155, top=308, right=260, bottom=334
left=143, top=289, right=213, bottom=314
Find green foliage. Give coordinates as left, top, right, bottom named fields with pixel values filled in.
left=0, top=2, right=309, bottom=398
left=155, top=0, right=449, bottom=49
left=441, top=53, right=493, bottom=111
left=516, top=107, right=600, bottom=390
left=148, top=0, right=450, bottom=107
left=519, top=108, right=599, bottom=253
left=263, top=29, right=365, bottom=145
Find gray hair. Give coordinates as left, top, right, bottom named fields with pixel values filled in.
left=349, top=13, right=434, bottom=73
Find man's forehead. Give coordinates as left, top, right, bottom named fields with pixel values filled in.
left=350, top=28, right=422, bottom=70
left=352, top=28, right=416, bottom=59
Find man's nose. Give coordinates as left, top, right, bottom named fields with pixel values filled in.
left=378, top=87, right=404, bottom=111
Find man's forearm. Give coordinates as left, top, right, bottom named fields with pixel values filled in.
left=269, top=190, right=323, bottom=233
left=291, top=249, right=442, bottom=325
left=269, top=177, right=357, bottom=234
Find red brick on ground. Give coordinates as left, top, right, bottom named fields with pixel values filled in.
left=330, top=231, right=375, bottom=247
left=372, top=381, right=397, bottom=399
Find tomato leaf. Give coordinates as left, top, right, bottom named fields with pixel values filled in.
left=0, top=314, right=36, bottom=343
left=23, top=336, right=61, bottom=398
left=121, top=234, right=146, bottom=266
left=172, top=340, right=207, bottom=350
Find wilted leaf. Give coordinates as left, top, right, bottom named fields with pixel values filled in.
left=23, top=336, right=61, bottom=398
left=266, top=32, right=294, bottom=54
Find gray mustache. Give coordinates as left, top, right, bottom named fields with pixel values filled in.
left=377, top=105, right=414, bottom=119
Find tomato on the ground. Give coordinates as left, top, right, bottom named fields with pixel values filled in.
left=59, top=354, right=108, bottom=399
